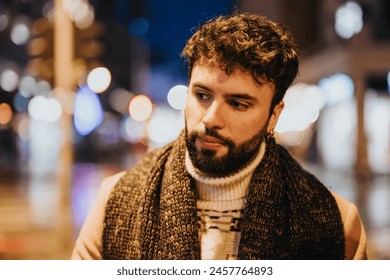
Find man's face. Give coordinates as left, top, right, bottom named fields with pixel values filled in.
left=185, top=64, right=284, bottom=176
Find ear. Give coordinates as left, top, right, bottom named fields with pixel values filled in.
left=267, top=101, right=284, bottom=133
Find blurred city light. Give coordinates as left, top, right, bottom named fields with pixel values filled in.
left=365, top=94, right=390, bottom=174
left=318, top=73, right=354, bottom=105
left=33, top=80, right=51, bottom=96
left=278, top=130, right=307, bottom=147
left=146, top=107, right=184, bottom=147
left=167, top=85, right=188, bottom=110
left=74, top=4, right=95, bottom=29
left=63, top=0, right=95, bottom=29
left=276, top=83, right=323, bottom=134
left=335, top=1, right=363, bottom=39
left=28, top=37, right=48, bottom=57
left=387, top=71, right=390, bottom=93
left=333, top=109, right=354, bottom=138
left=87, top=67, right=111, bottom=93
left=108, top=88, right=134, bottom=114
left=276, top=106, right=312, bottom=133
left=74, top=85, right=103, bottom=136
left=28, top=17, right=52, bottom=77
left=95, top=113, right=121, bottom=145
left=0, top=68, right=20, bottom=92
left=28, top=95, right=62, bottom=123
left=318, top=90, right=390, bottom=173
left=28, top=119, right=60, bottom=173
left=0, top=103, right=13, bottom=126
left=71, top=165, right=113, bottom=229
left=16, top=114, right=30, bottom=141
left=18, top=75, right=36, bottom=98
left=128, top=17, right=149, bottom=36
left=129, top=94, right=153, bottom=122
left=121, top=116, right=146, bottom=143
left=318, top=101, right=356, bottom=170
left=13, top=93, right=30, bottom=113
left=304, top=85, right=327, bottom=110
left=42, top=0, right=54, bottom=21
left=51, top=87, right=75, bottom=115
left=10, top=19, right=30, bottom=45
left=0, top=13, right=9, bottom=32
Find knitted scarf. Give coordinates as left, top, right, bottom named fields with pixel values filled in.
left=102, top=132, right=345, bottom=259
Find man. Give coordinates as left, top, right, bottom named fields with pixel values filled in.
left=72, top=12, right=367, bottom=260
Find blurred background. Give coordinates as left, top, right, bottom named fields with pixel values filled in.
left=0, top=0, right=389, bottom=259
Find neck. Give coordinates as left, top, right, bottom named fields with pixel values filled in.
left=185, top=141, right=266, bottom=201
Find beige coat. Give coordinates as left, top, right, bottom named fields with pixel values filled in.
left=71, top=171, right=367, bottom=260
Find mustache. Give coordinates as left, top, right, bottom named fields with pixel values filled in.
left=193, top=127, right=235, bottom=147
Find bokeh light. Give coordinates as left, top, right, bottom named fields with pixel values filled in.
left=28, top=118, right=60, bottom=173
left=365, top=94, right=390, bottom=174
left=95, top=113, right=121, bottom=146
left=333, top=109, right=354, bottom=138
left=42, top=0, right=55, bottom=21
left=0, top=103, right=13, bottom=126
left=278, top=131, right=307, bottom=147
left=18, top=75, right=36, bottom=98
left=318, top=73, right=354, bottom=105
left=167, top=85, right=188, bottom=110
left=129, top=94, right=153, bottom=122
left=13, top=93, right=30, bottom=113
left=0, top=14, right=9, bottom=32
left=0, top=68, right=20, bottom=92
left=74, top=86, right=103, bottom=136
left=16, top=114, right=30, bottom=141
left=34, top=80, right=52, bottom=96
left=108, top=88, right=134, bottom=114
left=10, top=20, right=30, bottom=45
left=128, top=17, right=149, bottom=36
left=335, top=1, right=363, bottom=39
left=28, top=37, right=48, bottom=57
left=63, top=0, right=95, bottom=29
left=147, top=107, right=184, bottom=147
left=28, top=95, right=62, bottom=123
left=317, top=101, right=356, bottom=170
left=304, top=85, right=327, bottom=111
left=51, top=87, right=76, bottom=115
left=120, top=116, right=146, bottom=143
left=87, top=67, right=111, bottom=93
left=276, top=83, right=324, bottom=133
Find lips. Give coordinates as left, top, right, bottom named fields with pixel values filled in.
left=200, top=135, right=224, bottom=144
left=197, top=135, right=225, bottom=149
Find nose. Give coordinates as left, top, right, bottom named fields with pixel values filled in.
left=201, top=101, right=225, bottom=130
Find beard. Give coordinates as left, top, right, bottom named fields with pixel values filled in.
left=185, top=124, right=268, bottom=177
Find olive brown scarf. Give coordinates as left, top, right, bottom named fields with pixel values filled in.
left=102, top=132, right=345, bottom=259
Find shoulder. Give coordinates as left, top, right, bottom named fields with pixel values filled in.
left=331, top=192, right=367, bottom=260
left=99, top=171, right=126, bottom=201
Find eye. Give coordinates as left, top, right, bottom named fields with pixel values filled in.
left=195, top=91, right=211, bottom=101
left=228, top=100, right=250, bottom=110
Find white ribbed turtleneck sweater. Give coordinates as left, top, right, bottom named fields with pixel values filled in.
left=185, top=141, right=266, bottom=260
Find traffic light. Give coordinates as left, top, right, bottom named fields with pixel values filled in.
left=27, top=17, right=54, bottom=84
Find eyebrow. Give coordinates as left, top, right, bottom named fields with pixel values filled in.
left=226, top=94, right=258, bottom=102
left=192, top=82, right=258, bottom=102
left=192, top=83, right=213, bottom=92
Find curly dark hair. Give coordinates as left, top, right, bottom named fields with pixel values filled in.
left=181, top=12, right=299, bottom=111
